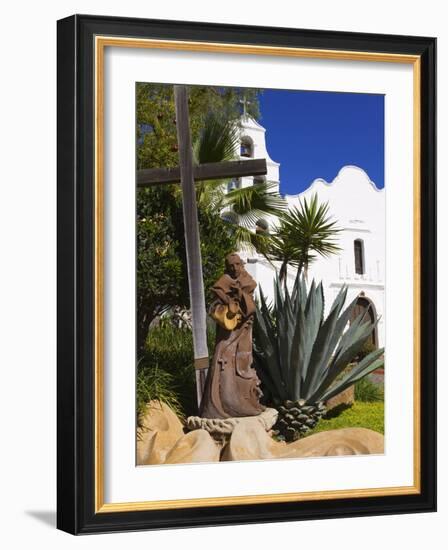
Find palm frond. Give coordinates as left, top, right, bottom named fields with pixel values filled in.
left=226, top=223, right=274, bottom=253
left=222, top=182, right=287, bottom=228
left=193, top=113, right=239, bottom=165
left=191, top=114, right=288, bottom=253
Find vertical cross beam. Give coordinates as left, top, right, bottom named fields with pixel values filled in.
left=173, top=85, right=209, bottom=408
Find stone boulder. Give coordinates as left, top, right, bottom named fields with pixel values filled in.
left=221, top=417, right=277, bottom=461
left=137, top=401, right=384, bottom=465
left=325, top=385, right=355, bottom=413
left=164, top=430, right=221, bottom=464
left=137, top=400, right=185, bottom=465
left=277, top=427, right=384, bottom=458
left=222, top=418, right=384, bottom=461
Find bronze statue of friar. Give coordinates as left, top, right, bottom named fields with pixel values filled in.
left=200, top=253, right=265, bottom=419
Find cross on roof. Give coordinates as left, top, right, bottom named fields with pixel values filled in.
left=239, top=94, right=252, bottom=118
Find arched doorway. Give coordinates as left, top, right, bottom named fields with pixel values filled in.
left=350, top=295, right=378, bottom=348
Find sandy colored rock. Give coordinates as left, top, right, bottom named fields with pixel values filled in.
left=221, top=417, right=275, bottom=461
left=277, top=428, right=384, bottom=458
left=163, top=429, right=221, bottom=464
left=136, top=401, right=383, bottom=465
left=137, top=401, right=185, bottom=465
left=222, top=418, right=384, bottom=461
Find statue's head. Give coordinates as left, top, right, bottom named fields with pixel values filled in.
left=225, top=253, right=244, bottom=279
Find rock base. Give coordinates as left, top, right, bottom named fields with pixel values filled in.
left=137, top=401, right=384, bottom=466
left=186, top=408, right=278, bottom=443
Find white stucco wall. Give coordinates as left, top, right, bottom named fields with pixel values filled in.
left=233, top=117, right=386, bottom=347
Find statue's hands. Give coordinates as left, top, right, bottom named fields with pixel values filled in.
left=228, top=299, right=240, bottom=317
left=229, top=282, right=242, bottom=299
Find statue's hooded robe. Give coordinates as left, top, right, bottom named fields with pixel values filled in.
left=200, top=268, right=265, bottom=419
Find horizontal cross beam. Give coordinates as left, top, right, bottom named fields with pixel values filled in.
left=137, top=158, right=267, bottom=187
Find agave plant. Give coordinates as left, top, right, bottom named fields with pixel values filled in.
left=253, top=274, right=384, bottom=441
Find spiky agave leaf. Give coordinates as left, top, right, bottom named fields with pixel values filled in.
left=309, top=321, right=382, bottom=401
left=300, top=285, right=348, bottom=398
left=254, top=284, right=288, bottom=404
left=276, top=280, right=295, bottom=388
left=318, top=347, right=385, bottom=402
left=253, top=270, right=384, bottom=408
left=293, top=280, right=325, bottom=396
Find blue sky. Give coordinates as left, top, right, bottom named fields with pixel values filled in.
left=258, top=89, right=384, bottom=195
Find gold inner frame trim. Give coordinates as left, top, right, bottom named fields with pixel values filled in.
left=94, top=35, right=421, bottom=514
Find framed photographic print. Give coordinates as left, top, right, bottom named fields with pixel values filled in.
left=57, top=14, right=436, bottom=534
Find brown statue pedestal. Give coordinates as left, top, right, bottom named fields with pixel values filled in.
left=186, top=408, right=278, bottom=445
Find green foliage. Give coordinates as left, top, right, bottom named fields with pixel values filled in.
left=305, top=401, right=384, bottom=436
left=193, top=112, right=240, bottom=165
left=263, top=194, right=341, bottom=281
left=136, top=366, right=182, bottom=427
left=137, top=322, right=216, bottom=420
left=137, top=187, right=184, bottom=348
left=136, top=84, right=266, bottom=352
left=198, top=209, right=239, bottom=305
left=354, top=376, right=384, bottom=402
left=253, top=272, right=385, bottom=406
left=136, top=177, right=238, bottom=351
left=136, top=84, right=288, bottom=352
left=137, top=84, right=259, bottom=171
left=190, top=112, right=287, bottom=252
left=222, top=182, right=287, bottom=230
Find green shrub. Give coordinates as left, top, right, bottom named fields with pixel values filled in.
left=354, top=376, right=384, bottom=402
left=136, top=365, right=182, bottom=426
left=137, top=321, right=216, bottom=421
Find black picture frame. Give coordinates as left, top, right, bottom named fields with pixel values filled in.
left=57, top=14, right=436, bottom=535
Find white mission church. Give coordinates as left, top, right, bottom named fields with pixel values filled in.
left=229, top=115, right=385, bottom=348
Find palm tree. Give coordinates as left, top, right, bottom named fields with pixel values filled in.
left=265, top=194, right=341, bottom=284
left=192, top=113, right=287, bottom=249
left=192, top=116, right=340, bottom=279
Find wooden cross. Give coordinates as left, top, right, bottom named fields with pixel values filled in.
left=137, top=85, right=267, bottom=409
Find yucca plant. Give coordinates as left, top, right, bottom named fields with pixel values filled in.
left=263, top=195, right=341, bottom=283
left=253, top=274, right=384, bottom=441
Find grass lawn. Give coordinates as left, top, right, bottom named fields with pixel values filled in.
left=305, top=401, right=384, bottom=437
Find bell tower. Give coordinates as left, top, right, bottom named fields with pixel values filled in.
left=228, top=115, right=280, bottom=193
